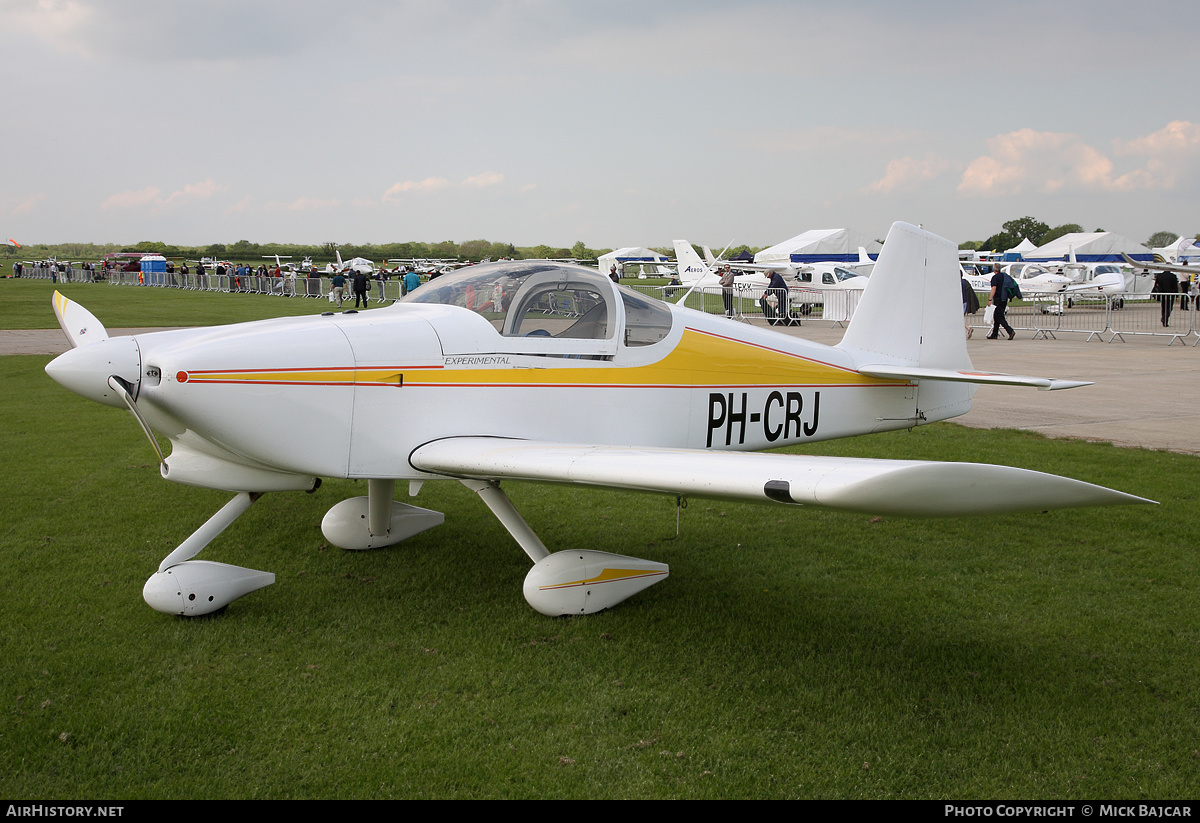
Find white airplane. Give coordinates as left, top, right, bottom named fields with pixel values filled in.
left=670, top=239, right=769, bottom=297
left=685, top=242, right=869, bottom=318
left=45, top=222, right=1151, bottom=619
left=319, top=250, right=376, bottom=275
left=966, top=260, right=1128, bottom=313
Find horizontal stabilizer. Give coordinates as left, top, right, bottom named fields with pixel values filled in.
left=410, top=438, right=1152, bottom=517
left=858, top=364, right=1092, bottom=392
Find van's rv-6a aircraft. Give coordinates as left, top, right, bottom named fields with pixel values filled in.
left=45, top=223, right=1151, bottom=618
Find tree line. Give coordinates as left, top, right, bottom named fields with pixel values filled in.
left=961, top=217, right=1196, bottom=253
left=4, top=238, right=619, bottom=265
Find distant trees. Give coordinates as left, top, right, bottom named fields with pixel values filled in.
left=976, top=217, right=1100, bottom=252
left=1147, top=231, right=1180, bottom=248
left=980, top=216, right=1050, bottom=252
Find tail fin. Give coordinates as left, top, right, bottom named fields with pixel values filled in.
left=840, top=222, right=968, bottom=372
left=838, top=223, right=973, bottom=422
left=703, top=246, right=716, bottom=265
left=672, top=240, right=711, bottom=283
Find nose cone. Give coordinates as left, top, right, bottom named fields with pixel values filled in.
left=45, top=335, right=142, bottom=408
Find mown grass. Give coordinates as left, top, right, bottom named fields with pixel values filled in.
left=1, top=345, right=1195, bottom=799
left=1, top=276, right=338, bottom=329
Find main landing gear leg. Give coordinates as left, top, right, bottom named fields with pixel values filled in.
left=459, top=479, right=668, bottom=616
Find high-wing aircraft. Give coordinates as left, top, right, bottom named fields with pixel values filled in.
left=45, top=222, right=1151, bottom=619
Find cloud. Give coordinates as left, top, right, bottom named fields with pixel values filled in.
left=959, top=122, right=1200, bottom=197
left=11, top=193, right=47, bottom=216
left=461, top=171, right=503, bottom=188
left=382, top=177, right=451, bottom=202
left=1111, top=120, right=1200, bottom=190
left=382, top=172, right=502, bottom=202
left=1, top=0, right=97, bottom=57
left=958, top=129, right=1114, bottom=196
left=101, top=186, right=161, bottom=210
left=864, top=155, right=956, bottom=194
left=159, top=178, right=223, bottom=207
left=101, top=178, right=225, bottom=211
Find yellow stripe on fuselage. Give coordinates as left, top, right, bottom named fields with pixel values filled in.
left=408, top=328, right=897, bottom=389
left=178, top=328, right=904, bottom=390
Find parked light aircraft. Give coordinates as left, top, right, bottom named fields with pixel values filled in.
left=45, top=223, right=1151, bottom=619
left=319, top=250, right=376, bottom=275
left=672, top=240, right=867, bottom=316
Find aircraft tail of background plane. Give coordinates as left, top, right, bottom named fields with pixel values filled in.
left=672, top=240, right=712, bottom=283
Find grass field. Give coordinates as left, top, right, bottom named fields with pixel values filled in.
left=2, top=275, right=336, bottom=329
left=2, top=277, right=1197, bottom=799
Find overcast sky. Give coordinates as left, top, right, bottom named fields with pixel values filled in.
left=4, top=0, right=1198, bottom=250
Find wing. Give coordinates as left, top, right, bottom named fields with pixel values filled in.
left=409, top=437, right=1151, bottom=517
left=1121, top=253, right=1192, bottom=274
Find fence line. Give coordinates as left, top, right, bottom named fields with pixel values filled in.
left=968, top=290, right=1200, bottom=344
left=15, top=265, right=1200, bottom=344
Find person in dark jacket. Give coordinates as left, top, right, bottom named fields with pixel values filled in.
left=986, top=263, right=1015, bottom=340
left=1155, top=269, right=1179, bottom=327
left=352, top=270, right=369, bottom=308
left=962, top=273, right=980, bottom=338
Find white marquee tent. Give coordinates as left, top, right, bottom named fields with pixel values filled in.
left=754, top=228, right=882, bottom=265
left=1024, top=232, right=1150, bottom=263
left=597, top=247, right=672, bottom=277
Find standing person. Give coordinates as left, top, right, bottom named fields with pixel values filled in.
left=609, top=264, right=620, bottom=284
left=376, top=269, right=388, bottom=302
left=352, top=269, right=369, bottom=308
left=986, top=263, right=1015, bottom=340
left=403, top=268, right=420, bottom=295
left=331, top=270, right=346, bottom=308
left=1154, top=267, right=1179, bottom=327
left=961, top=273, right=979, bottom=338
left=762, top=269, right=792, bottom=325
left=720, top=264, right=736, bottom=318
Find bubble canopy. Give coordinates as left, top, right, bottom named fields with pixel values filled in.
left=398, top=261, right=672, bottom=353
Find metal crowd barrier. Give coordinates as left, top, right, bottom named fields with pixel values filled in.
left=968, top=291, right=1200, bottom=344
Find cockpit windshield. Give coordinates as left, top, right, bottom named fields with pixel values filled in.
left=400, top=261, right=613, bottom=339
left=399, top=260, right=673, bottom=348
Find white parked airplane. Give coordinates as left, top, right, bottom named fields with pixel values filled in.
left=673, top=240, right=866, bottom=318
left=318, top=250, right=376, bottom=275
left=45, top=223, right=1151, bottom=619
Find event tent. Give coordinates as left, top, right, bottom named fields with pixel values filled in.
left=754, top=229, right=881, bottom=265
left=1006, top=238, right=1037, bottom=257
left=1024, top=232, right=1150, bottom=263
left=597, top=247, right=671, bottom=276
left=1153, top=236, right=1200, bottom=264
